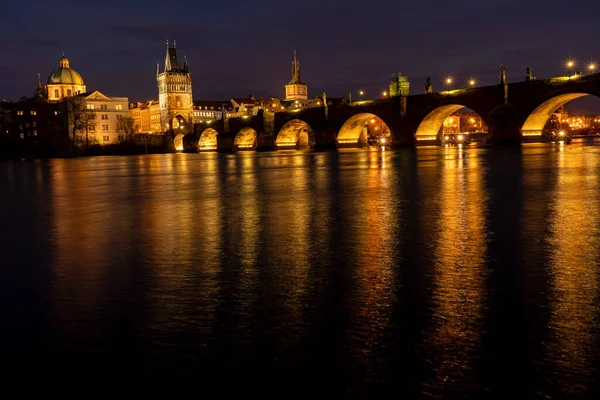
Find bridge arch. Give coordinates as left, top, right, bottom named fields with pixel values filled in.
left=521, top=93, right=592, bottom=137
left=172, top=114, right=186, bottom=130
left=198, top=128, right=219, bottom=151
left=337, top=113, right=391, bottom=147
left=275, top=119, right=313, bottom=149
left=415, top=104, right=487, bottom=142
left=234, top=127, right=257, bottom=150
left=174, top=133, right=184, bottom=151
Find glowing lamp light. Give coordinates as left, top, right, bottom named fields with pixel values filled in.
left=382, top=91, right=388, bottom=97
left=359, top=90, right=364, bottom=95
left=380, top=138, right=386, bottom=144
left=457, top=134, right=463, bottom=141
left=559, top=131, right=565, bottom=136
left=589, top=63, right=596, bottom=72
left=370, top=119, right=375, bottom=124
left=446, top=78, right=453, bottom=85
left=469, top=79, right=476, bottom=86
left=444, top=136, right=449, bottom=141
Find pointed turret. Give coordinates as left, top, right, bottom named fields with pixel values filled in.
left=289, top=48, right=303, bottom=84
left=284, top=47, right=308, bottom=101
left=164, top=39, right=181, bottom=72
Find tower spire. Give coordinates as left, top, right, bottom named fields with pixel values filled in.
left=290, top=47, right=300, bottom=83
left=37, top=73, right=41, bottom=88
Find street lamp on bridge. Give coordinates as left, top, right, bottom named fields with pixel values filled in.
left=565, top=59, right=576, bottom=76
left=589, top=63, right=597, bottom=73
left=468, top=78, right=476, bottom=87
left=359, top=90, right=364, bottom=100
left=445, top=77, right=454, bottom=91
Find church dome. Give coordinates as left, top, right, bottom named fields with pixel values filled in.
left=47, top=55, right=85, bottom=85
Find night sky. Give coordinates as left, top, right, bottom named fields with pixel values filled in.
left=2, top=0, right=599, bottom=111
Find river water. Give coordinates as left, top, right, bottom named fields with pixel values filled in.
left=1, top=141, right=600, bottom=397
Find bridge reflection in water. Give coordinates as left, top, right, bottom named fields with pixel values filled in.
left=2, top=144, right=600, bottom=396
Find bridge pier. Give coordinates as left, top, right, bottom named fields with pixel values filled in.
left=488, top=103, right=522, bottom=145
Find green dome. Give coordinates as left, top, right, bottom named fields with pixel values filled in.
left=47, top=55, right=85, bottom=85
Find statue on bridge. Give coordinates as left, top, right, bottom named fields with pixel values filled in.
left=525, top=66, right=535, bottom=82
left=424, top=77, right=433, bottom=94
left=500, top=64, right=507, bottom=85
left=322, top=92, right=327, bottom=106
left=348, top=92, right=352, bottom=104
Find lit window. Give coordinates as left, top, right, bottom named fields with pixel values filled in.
left=17, top=111, right=23, bottom=116
left=31, top=110, right=37, bottom=115
left=87, top=104, right=94, bottom=110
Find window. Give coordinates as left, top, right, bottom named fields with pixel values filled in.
left=101, top=114, right=108, bottom=120
left=103, top=136, right=109, bottom=142
left=100, top=104, right=108, bottom=110
left=89, top=124, right=95, bottom=131
left=87, top=104, right=94, bottom=110
left=54, top=89, right=59, bottom=98
left=102, top=125, right=109, bottom=131
left=17, top=111, right=23, bottom=116
left=67, top=89, right=72, bottom=96
left=33, top=130, right=37, bottom=136
left=116, top=115, right=122, bottom=120
left=115, top=105, right=122, bottom=110
left=31, top=110, right=37, bottom=116
left=33, top=122, right=36, bottom=127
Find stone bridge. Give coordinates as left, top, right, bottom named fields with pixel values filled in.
left=176, top=72, right=600, bottom=151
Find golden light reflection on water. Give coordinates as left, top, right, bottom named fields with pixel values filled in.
left=343, top=149, right=398, bottom=371
left=543, top=147, right=600, bottom=396
left=261, top=153, right=312, bottom=347
left=427, top=146, right=488, bottom=392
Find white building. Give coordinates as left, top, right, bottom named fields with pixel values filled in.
left=65, top=91, right=129, bottom=145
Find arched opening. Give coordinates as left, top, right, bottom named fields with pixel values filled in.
left=174, top=133, right=184, bottom=151
left=198, top=128, right=219, bottom=151
left=275, top=119, right=313, bottom=149
left=172, top=114, right=186, bottom=130
left=234, top=127, right=257, bottom=150
left=415, top=105, right=488, bottom=144
left=337, top=113, right=391, bottom=147
left=521, top=93, right=600, bottom=138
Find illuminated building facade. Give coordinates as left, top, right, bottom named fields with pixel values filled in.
left=157, top=40, right=193, bottom=131
left=285, top=49, right=308, bottom=102
left=46, top=55, right=87, bottom=103
left=64, top=91, right=129, bottom=144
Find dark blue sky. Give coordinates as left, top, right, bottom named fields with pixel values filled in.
left=2, top=0, right=599, bottom=110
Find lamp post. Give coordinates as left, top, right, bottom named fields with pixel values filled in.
left=445, top=77, right=453, bottom=92
left=589, top=63, right=596, bottom=74
left=566, top=60, right=576, bottom=76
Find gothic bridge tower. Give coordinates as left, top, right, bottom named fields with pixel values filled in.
left=285, top=48, right=308, bottom=102
left=157, top=40, right=193, bottom=132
